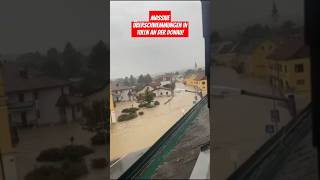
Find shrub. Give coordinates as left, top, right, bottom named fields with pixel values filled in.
left=61, top=160, right=88, bottom=180
left=154, top=101, right=160, bottom=105
left=138, top=111, right=144, bottom=115
left=36, top=148, right=64, bottom=162
left=24, top=166, right=64, bottom=180
left=121, top=107, right=139, bottom=113
left=138, top=102, right=148, bottom=108
left=91, top=132, right=108, bottom=145
left=36, top=146, right=93, bottom=162
left=145, top=104, right=154, bottom=108
left=91, top=158, right=106, bottom=169
left=117, top=112, right=138, bottom=121
left=62, top=145, right=94, bottom=161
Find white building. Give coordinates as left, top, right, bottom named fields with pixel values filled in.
left=159, top=74, right=176, bottom=87
left=111, top=83, right=134, bottom=102
left=152, top=88, right=172, bottom=97
left=136, top=82, right=161, bottom=96
left=2, top=64, right=74, bottom=127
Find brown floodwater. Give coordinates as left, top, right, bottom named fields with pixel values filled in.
left=110, top=82, right=199, bottom=160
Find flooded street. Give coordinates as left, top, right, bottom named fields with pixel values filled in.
left=110, top=82, right=199, bottom=160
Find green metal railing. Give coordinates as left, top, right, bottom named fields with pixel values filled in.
left=118, top=95, right=208, bottom=179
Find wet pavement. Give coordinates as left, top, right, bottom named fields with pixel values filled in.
left=14, top=123, right=107, bottom=180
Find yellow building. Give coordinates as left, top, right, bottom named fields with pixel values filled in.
left=0, top=64, right=18, bottom=180
left=250, top=40, right=276, bottom=78
left=267, top=39, right=310, bottom=100
left=184, top=74, right=197, bottom=86
left=109, top=88, right=116, bottom=123
left=194, top=73, right=207, bottom=94
left=233, top=39, right=277, bottom=77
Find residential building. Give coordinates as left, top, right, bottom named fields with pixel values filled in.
left=2, top=63, right=72, bottom=127
left=0, top=64, right=18, bottom=180
left=159, top=74, right=176, bottom=87
left=184, top=74, right=198, bottom=86
left=152, top=87, right=172, bottom=97
left=212, top=41, right=238, bottom=66
left=194, top=73, right=207, bottom=93
left=111, top=83, right=135, bottom=102
left=250, top=40, right=276, bottom=78
left=110, top=90, right=116, bottom=123
left=136, top=82, right=160, bottom=96
left=55, top=95, right=84, bottom=123
left=267, top=39, right=310, bottom=99
left=233, top=39, right=277, bottom=77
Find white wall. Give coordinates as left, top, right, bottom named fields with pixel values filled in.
left=38, top=87, right=67, bottom=125
left=153, top=89, right=172, bottom=97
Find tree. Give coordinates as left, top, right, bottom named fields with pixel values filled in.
left=241, top=24, right=271, bottom=40
left=62, top=42, right=82, bottom=78
left=281, top=20, right=295, bottom=31
left=137, top=74, right=144, bottom=84
left=144, top=91, right=156, bottom=104
left=123, top=77, right=130, bottom=86
left=184, top=69, right=194, bottom=77
left=89, top=41, right=108, bottom=78
left=43, top=48, right=61, bottom=78
left=144, top=74, right=152, bottom=84
left=129, top=75, right=136, bottom=86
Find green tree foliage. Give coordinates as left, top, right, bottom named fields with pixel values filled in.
left=42, top=48, right=61, bottom=78
left=129, top=75, right=136, bottom=86
left=88, top=41, right=108, bottom=78
left=144, top=74, right=152, bottom=84
left=123, top=76, right=130, bottom=86
left=62, top=42, right=82, bottom=78
left=137, top=74, right=144, bottom=84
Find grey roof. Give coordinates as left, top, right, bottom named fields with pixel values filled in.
left=2, top=63, right=70, bottom=93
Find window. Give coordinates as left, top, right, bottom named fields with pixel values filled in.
left=279, top=79, right=284, bottom=88
left=166, top=91, right=169, bottom=95
left=18, top=93, right=24, bottom=102
left=279, top=64, right=283, bottom=72
left=284, top=65, right=287, bottom=73
left=295, top=64, right=304, bottom=73
left=297, top=79, right=305, bottom=85
left=286, top=81, right=289, bottom=88
left=202, top=81, right=206, bottom=85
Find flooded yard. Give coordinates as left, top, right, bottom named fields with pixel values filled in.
left=110, top=82, right=199, bottom=160
left=15, top=124, right=107, bottom=180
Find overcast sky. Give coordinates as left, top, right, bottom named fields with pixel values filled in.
left=0, top=0, right=107, bottom=55
left=110, top=1, right=205, bottom=79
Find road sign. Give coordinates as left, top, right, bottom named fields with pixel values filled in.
left=270, top=109, right=280, bottom=123
left=265, top=124, right=275, bottom=134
